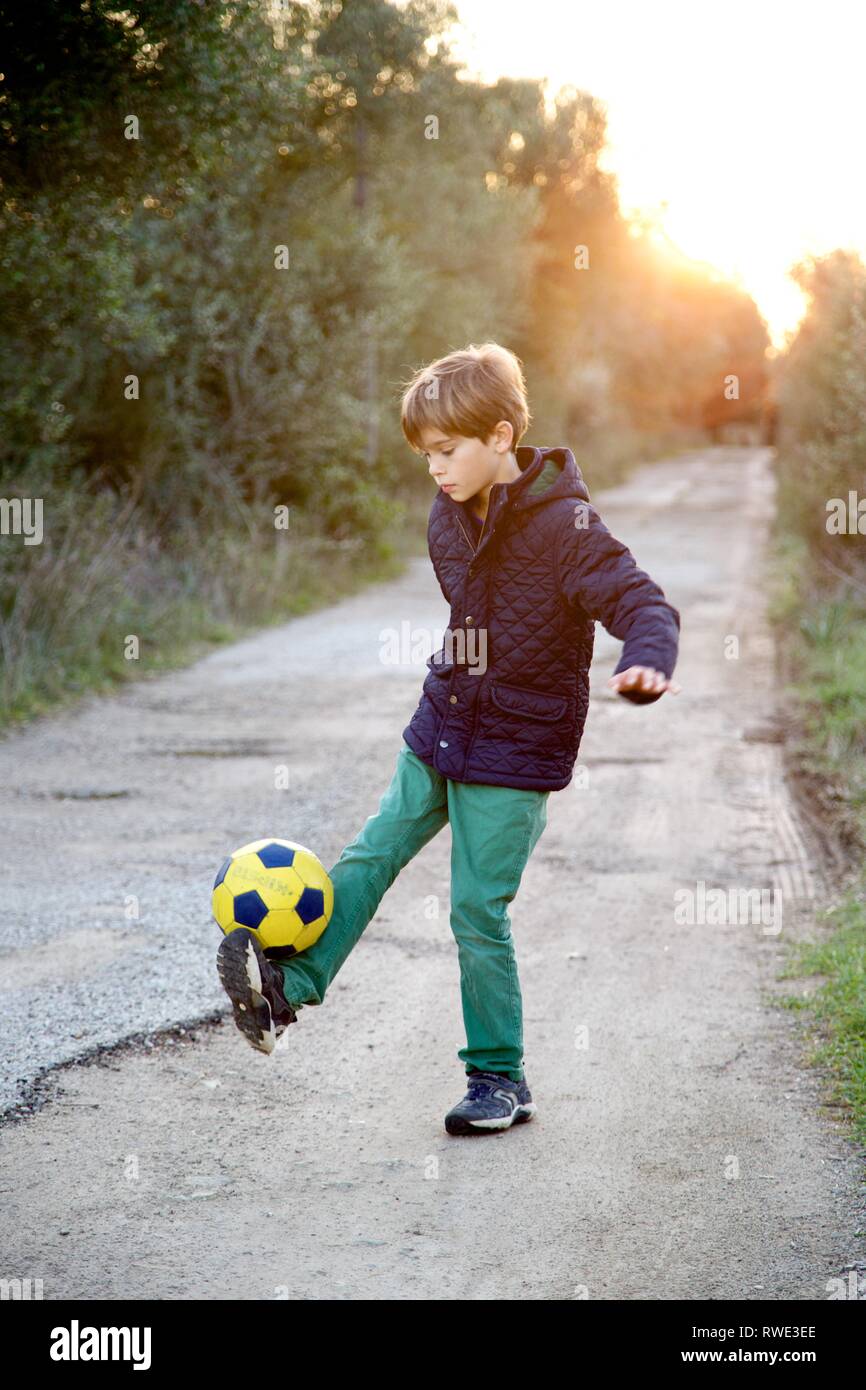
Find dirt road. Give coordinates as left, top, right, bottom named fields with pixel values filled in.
left=1, top=446, right=862, bottom=1299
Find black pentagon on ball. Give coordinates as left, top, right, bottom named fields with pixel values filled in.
left=213, top=856, right=232, bottom=891
left=233, top=890, right=269, bottom=930
left=256, top=842, right=297, bottom=869
left=295, top=885, right=325, bottom=925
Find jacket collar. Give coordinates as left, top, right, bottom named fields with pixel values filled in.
left=436, top=445, right=590, bottom=564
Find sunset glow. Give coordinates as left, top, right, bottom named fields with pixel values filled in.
left=446, top=0, right=865, bottom=349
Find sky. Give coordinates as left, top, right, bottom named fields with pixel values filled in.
left=441, top=0, right=866, bottom=350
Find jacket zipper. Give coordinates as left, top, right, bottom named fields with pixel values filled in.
left=458, top=502, right=493, bottom=769
left=463, top=550, right=492, bottom=770
left=456, top=514, right=477, bottom=556
left=457, top=498, right=491, bottom=557
left=443, top=508, right=485, bottom=770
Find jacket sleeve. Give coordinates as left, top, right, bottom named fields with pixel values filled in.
left=556, top=503, right=680, bottom=703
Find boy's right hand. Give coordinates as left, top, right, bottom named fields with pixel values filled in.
left=608, top=666, right=681, bottom=700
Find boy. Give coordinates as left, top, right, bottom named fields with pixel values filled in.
left=217, top=342, right=681, bottom=1136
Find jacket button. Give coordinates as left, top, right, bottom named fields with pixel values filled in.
left=465, top=615, right=473, bottom=624
left=439, top=739, right=448, bottom=747
left=449, top=694, right=457, bottom=703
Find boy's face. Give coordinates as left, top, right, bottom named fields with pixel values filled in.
left=417, top=426, right=508, bottom=504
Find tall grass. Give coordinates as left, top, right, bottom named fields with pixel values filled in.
left=0, top=483, right=408, bottom=726
left=772, top=249, right=866, bottom=1152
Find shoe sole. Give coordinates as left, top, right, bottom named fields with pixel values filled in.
left=444, top=1103, right=537, bottom=1136
left=217, top=929, right=284, bottom=1055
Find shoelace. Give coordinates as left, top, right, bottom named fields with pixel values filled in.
left=465, top=1071, right=514, bottom=1097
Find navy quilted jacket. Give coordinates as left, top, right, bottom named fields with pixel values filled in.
left=402, top=444, right=680, bottom=791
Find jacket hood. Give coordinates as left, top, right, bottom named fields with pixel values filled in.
left=511, top=445, right=590, bottom=512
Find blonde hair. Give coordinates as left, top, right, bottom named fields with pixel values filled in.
left=399, top=342, right=531, bottom=452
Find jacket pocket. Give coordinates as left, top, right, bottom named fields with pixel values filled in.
left=490, top=680, right=568, bottom=723
left=426, top=650, right=454, bottom=676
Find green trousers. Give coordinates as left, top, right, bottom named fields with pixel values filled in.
left=274, top=740, right=549, bottom=1082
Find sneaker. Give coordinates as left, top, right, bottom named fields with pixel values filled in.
left=216, top=928, right=297, bottom=1055
left=444, top=1069, right=537, bottom=1135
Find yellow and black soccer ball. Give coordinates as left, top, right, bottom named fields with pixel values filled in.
left=212, top=838, right=333, bottom=956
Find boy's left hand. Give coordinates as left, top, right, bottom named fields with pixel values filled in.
left=608, top=666, right=681, bottom=697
